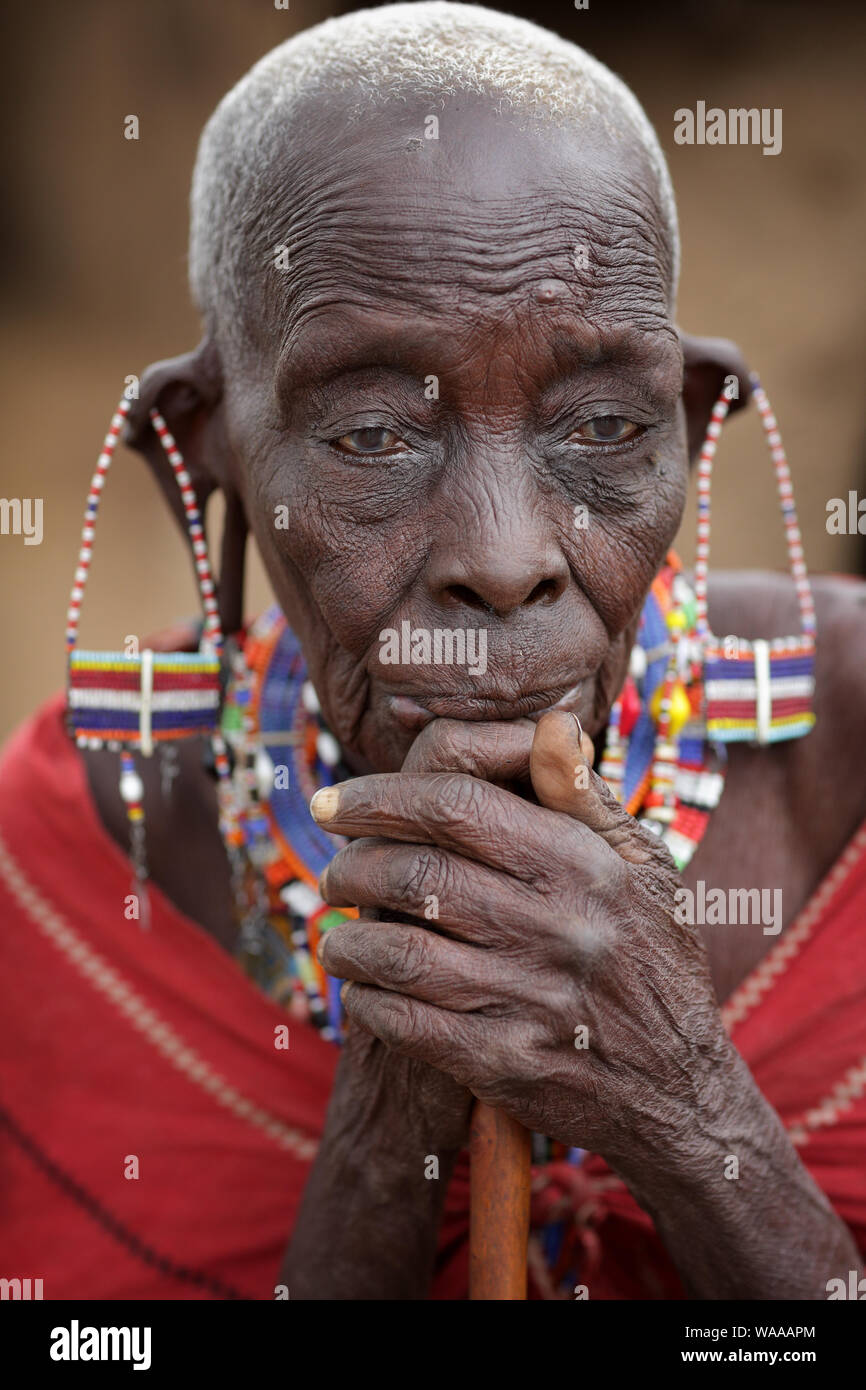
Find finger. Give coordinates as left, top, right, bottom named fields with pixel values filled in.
left=319, top=918, right=501, bottom=1010
left=320, top=837, right=540, bottom=945
left=340, top=981, right=485, bottom=1083
left=402, top=717, right=535, bottom=783
left=310, top=770, right=584, bottom=881
left=530, top=709, right=655, bottom=865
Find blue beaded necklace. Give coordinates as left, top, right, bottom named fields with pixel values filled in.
left=219, top=607, right=354, bottom=1041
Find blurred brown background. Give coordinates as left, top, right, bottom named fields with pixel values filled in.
left=1, top=0, right=864, bottom=740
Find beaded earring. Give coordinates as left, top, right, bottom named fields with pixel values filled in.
left=695, top=374, right=816, bottom=744
left=65, top=397, right=225, bottom=923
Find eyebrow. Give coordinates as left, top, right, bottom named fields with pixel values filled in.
left=275, top=310, right=679, bottom=404
left=274, top=318, right=444, bottom=403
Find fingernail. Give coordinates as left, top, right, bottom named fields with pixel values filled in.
left=340, top=980, right=352, bottom=1004
left=315, top=934, right=327, bottom=964
left=570, top=712, right=595, bottom=767
left=318, top=864, right=329, bottom=898
left=310, top=786, right=339, bottom=822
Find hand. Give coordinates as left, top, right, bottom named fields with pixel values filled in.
left=330, top=725, right=488, bottom=1155
left=313, top=710, right=734, bottom=1164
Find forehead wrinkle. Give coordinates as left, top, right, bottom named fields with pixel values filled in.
left=270, top=265, right=674, bottom=385
left=278, top=176, right=663, bottom=259
left=190, top=7, right=682, bottom=355
left=257, top=177, right=672, bottom=359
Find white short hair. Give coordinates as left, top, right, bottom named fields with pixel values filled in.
left=189, top=1, right=679, bottom=347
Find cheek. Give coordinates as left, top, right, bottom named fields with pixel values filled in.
left=245, top=446, right=427, bottom=656
left=567, top=451, right=688, bottom=637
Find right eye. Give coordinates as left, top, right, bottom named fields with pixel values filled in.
left=333, top=427, right=407, bottom=456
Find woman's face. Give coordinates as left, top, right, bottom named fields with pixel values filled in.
left=223, top=95, right=686, bottom=772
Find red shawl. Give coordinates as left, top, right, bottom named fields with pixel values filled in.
left=1, top=695, right=864, bottom=1298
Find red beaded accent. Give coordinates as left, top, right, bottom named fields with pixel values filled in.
left=693, top=375, right=816, bottom=746
left=66, top=398, right=223, bottom=654
left=694, top=376, right=815, bottom=641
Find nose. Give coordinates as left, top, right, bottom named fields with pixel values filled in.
left=426, top=514, right=570, bottom=618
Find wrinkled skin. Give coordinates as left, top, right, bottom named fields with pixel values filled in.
left=227, top=98, right=687, bottom=777
left=97, top=88, right=866, bottom=1299
left=316, top=711, right=728, bottom=1163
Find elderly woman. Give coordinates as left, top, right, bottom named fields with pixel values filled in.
left=2, top=2, right=865, bottom=1302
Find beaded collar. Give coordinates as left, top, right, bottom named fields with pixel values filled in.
left=218, top=556, right=725, bottom=1035
left=598, top=553, right=727, bottom=870
left=217, top=608, right=354, bottom=1041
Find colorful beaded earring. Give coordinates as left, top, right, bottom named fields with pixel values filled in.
left=696, top=375, right=816, bottom=743
left=598, top=373, right=816, bottom=870
left=65, top=397, right=225, bottom=922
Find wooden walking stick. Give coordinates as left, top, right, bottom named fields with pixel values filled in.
left=469, top=1100, right=532, bottom=1299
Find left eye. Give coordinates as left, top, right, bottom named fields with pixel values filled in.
left=570, top=415, right=641, bottom=444
left=333, top=427, right=405, bottom=456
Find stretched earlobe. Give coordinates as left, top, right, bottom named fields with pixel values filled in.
left=218, top=485, right=248, bottom=638
left=679, top=332, right=752, bottom=464
left=122, top=337, right=247, bottom=637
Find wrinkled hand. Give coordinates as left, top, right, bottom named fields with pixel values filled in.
left=314, top=710, right=732, bottom=1160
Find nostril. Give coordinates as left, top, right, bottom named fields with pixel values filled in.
left=444, top=583, right=491, bottom=613
left=526, top=577, right=561, bottom=606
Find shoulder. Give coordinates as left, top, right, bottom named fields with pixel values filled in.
left=705, top=567, right=866, bottom=634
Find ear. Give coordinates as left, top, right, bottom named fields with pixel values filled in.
left=123, top=338, right=247, bottom=636
left=680, top=332, right=752, bottom=464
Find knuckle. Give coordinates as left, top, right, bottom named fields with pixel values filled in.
left=555, top=909, right=615, bottom=972
left=427, top=771, right=484, bottom=829
left=383, top=930, right=430, bottom=988
left=411, top=719, right=461, bottom=771
left=374, top=989, right=420, bottom=1044
left=390, top=848, right=433, bottom=904
left=391, top=847, right=452, bottom=911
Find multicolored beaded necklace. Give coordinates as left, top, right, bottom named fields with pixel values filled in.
left=216, top=610, right=355, bottom=1042
left=597, top=555, right=727, bottom=869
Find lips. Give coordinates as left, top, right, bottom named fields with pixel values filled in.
left=387, top=682, right=584, bottom=729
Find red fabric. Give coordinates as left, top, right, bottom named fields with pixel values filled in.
left=1, top=694, right=864, bottom=1299
left=578, top=817, right=866, bottom=1299
left=0, top=695, right=469, bottom=1299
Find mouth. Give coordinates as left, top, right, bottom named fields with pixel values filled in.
left=387, top=682, right=585, bottom=731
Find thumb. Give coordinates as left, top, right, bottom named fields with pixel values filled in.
left=529, top=709, right=654, bottom=866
